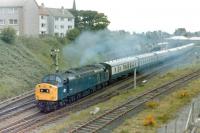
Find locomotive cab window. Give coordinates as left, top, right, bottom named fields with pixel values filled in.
left=40, top=89, right=50, bottom=93
left=42, top=74, right=63, bottom=87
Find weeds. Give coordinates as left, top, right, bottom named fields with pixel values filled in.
left=145, top=101, right=159, bottom=109
left=143, top=115, right=156, bottom=126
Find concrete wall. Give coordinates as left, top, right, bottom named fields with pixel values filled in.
left=23, top=0, right=39, bottom=36
left=47, top=16, right=54, bottom=35
left=39, top=15, right=48, bottom=34
left=48, top=16, right=74, bottom=37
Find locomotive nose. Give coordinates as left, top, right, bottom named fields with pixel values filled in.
left=35, top=83, right=58, bottom=101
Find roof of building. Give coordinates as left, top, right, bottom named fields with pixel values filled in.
left=46, top=8, right=74, bottom=18
left=0, top=0, right=26, bottom=7
left=0, top=0, right=38, bottom=7
left=39, top=6, right=49, bottom=16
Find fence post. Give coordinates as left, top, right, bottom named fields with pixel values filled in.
left=175, top=119, right=177, bottom=133
left=165, top=124, right=167, bottom=133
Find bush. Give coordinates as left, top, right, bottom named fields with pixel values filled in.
left=0, top=27, right=16, bottom=44
left=143, top=115, right=156, bottom=126
left=67, top=28, right=80, bottom=41
left=145, top=101, right=159, bottom=109
left=177, top=90, right=189, bottom=99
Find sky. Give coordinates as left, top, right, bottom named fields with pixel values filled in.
left=36, top=0, right=200, bottom=33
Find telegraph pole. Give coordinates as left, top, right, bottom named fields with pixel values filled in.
left=134, top=68, right=137, bottom=88
left=50, top=48, right=60, bottom=73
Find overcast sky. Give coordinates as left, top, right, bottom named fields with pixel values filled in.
left=36, top=0, right=200, bottom=33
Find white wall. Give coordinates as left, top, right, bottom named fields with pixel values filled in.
left=39, top=15, right=48, bottom=34
left=53, top=17, right=74, bottom=37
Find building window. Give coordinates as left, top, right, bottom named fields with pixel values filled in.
left=7, top=8, right=15, bottom=14
left=55, top=17, right=59, bottom=21
left=55, top=33, right=59, bottom=36
left=68, top=18, right=72, bottom=22
left=0, top=8, right=17, bottom=14
left=68, top=25, right=72, bottom=29
left=55, top=25, right=58, bottom=29
left=60, top=33, right=64, bottom=37
left=60, top=25, right=64, bottom=29
left=14, top=8, right=18, bottom=13
left=0, top=9, right=4, bottom=14
left=9, top=19, right=18, bottom=25
left=61, top=17, right=64, bottom=21
left=0, top=19, right=5, bottom=25
left=41, top=23, right=45, bottom=27
left=41, top=16, right=44, bottom=19
left=41, top=31, right=46, bottom=35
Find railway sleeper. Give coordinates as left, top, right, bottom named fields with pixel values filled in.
left=111, top=112, right=124, bottom=116
left=91, top=119, right=109, bottom=126
left=103, top=114, right=119, bottom=120
left=124, top=103, right=138, bottom=108
left=96, top=119, right=110, bottom=123
left=101, top=116, right=116, bottom=121
left=110, top=111, right=124, bottom=116
left=74, top=124, right=86, bottom=129
left=74, top=131, right=87, bottom=133
left=108, top=112, right=121, bottom=117
left=77, top=129, right=93, bottom=133
left=78, top=127, right=94, bottom=132
left=89, top=123, right=102, bottom=128
left=84, top=125, right=99, bottom=130
left=116, top=106, right=128, bottom=110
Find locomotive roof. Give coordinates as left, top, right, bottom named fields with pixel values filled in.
left=135, top=52, right=155, bottom=59
left=64, top=64, right=105, bottom=79
left=103, top=43, right=194, bottom=67
left=104, top=56, right=138, bottom=66
left=104, top=52, right=156, bottom=66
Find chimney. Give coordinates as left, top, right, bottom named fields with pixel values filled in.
left=61, top=6, right=64, bottom=14
left=41, top=3, right=45, bottom=8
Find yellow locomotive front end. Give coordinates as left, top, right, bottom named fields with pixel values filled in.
left=35, top=83, right=58, bottom=102
left=35, top=74, right=63, bottom=112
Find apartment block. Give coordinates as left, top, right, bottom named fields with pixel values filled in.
left=0, top=0, right=74, bottom=37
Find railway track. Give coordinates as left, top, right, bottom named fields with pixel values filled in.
left=0, top=64, right=168, bottom=133
left=0, top=52, right=196, bottom=133
left=0, top=90, right=36, bottom=122
left=0, top=90, right=34, bottom=109
left=69, top=69, right=200, bottom=133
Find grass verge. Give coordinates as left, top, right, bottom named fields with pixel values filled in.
left=113, top=77, right=200, bottom=132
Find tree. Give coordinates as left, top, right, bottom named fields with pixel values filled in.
left=0, top=27, right=16, bottom=44
left=69, top=10, right=110, bottom=31
left=67, top=28, right=80, bottom=41
left=174, top=28, right=187, bottom=36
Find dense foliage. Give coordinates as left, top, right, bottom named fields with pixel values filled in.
left=67, top=28, right=81, bottom=41
left=0, top=27, right=16, bottom=44
left=69, top=10, right=110, bottom=31
left=174, top=28, right=200, bottom=37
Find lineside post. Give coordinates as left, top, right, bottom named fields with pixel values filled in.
left=50, top=48, right=60, bottom=73
left=134, top=68, right=136, bottom=88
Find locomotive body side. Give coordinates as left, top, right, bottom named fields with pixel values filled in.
left=102, top=57, right=139, bottom=80
left=61, top=64, right=109, bottom=100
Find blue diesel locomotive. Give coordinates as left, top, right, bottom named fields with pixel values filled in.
left=35, top=43, right=194, bottom=112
